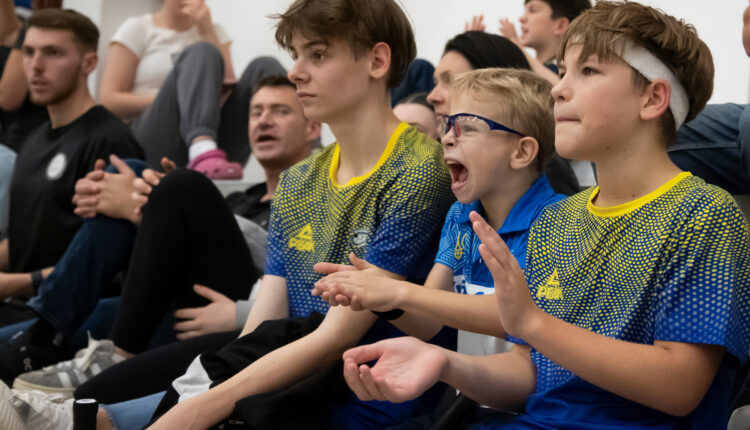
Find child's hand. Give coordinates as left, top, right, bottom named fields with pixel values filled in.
left=469, top=211, right=540, bottom=338
left=464, top=14, right=486, bottom=32
left=313, top=254, right=399, bottom=311
left=342, top=337, right=448, bottom=402
left=499, top=18, right=522, bottom=46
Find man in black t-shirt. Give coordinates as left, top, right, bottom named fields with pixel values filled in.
left=0, top=75, right=319, bottom=386
left=0, top=10, right=142, bottom=322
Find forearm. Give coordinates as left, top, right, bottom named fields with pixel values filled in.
left=240, top=275, right=288, bottom=336
left=0, top=1, right=19, bottom=46
left=397, top=282, right=505, bottom=337
left=526, top=55, right=561, bottom=85
left=441, top=346, right=535, bottom=411
left=0, top=239, right=9, bottom=271
left=2, top=266, right=53, bottom=297
left=520, top=311, right=723, bottom=416
left=0, top=50, right=27, bottom=111
left=100, top=91, right=155, bottom=119
left=200, top=308, right=377, bottom=427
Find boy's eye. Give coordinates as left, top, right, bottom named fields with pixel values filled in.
left=312, top=51, right=325, bottom=60
left=581, top=67, right=598, bottom=75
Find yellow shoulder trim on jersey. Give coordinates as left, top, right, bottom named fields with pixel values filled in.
left=587, top=171, right=691, bottom=218
left=328, top=122, right=409, bottom=188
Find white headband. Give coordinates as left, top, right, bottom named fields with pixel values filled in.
left=619, top=41, right=689, bottom=129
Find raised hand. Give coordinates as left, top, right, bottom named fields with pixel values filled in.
left=342, top=337, right=448, bottom=402
left=173, top=284, right=237, bottom=339
left=180, top=0, right=212, bottom=34
left=131, top=157, right=175, bottom=221
left=499, top=18, right=522, bottom=46
left=464, top=14, right=485, bottom=32
left=469, top=211, right=539, bottom=338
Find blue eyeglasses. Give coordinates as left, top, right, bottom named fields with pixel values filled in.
left=439, top=113, right=526, bottom=140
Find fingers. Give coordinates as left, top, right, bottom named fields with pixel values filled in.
left=93, top=158, right=106, bottom=171
left=133, top=178, right=152, bottom=197
left=108, top=154, right=134, bottom=176
left=343, top=359, right=375, bottom=401
left=141, top=169, right=164, bottom=188
left=176, top=330, right=202, bottom=340
left=173, top=318, right=201, bottom=333
left=192, top=284, right=227, bottom=302
left=343, top=342, right=384, bottom=364
left=174, top=307, right=201, bottom=320
left=84, top=169, right=105, bottom=182
left=161, top=157, right=177, bottom=174
left=313, top=262, right=355, bottom=275
left=469, top=211, right=513, bottom=268
left=75, top=178, right=100, bottom=196
left=131, top=190, right=149, bottom=208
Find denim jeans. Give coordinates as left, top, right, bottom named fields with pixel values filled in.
left=26, top=159, right=147, bottom=338
left=0, top=298, right=120, bottom=350
left=102, top=391, right=164, bottom=430
left=669, top=103, right=750, bottom=194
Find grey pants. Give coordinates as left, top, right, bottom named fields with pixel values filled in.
left=133, top=42, right=286, bottom=167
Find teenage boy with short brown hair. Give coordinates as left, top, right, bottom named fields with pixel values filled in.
left=340, top=2, right=750, bottom=428
left=141, top=0, right=455, bottom=428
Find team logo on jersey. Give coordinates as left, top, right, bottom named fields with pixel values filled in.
left=351, top=228, right=370, bottom=248
left=289, top=224, right=314, bottom=252
left=536, top=269, right=563, bottom=300
left=46, top=153, right=68, bottom=181
left=454, top=233, right=468, bottom=260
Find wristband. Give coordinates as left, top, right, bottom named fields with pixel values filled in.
left=30, top=270, right=43, bottom=293
left=371, top=309, right=404, bottom=320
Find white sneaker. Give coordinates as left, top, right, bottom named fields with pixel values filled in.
left=0, top=379, right=73, bottom=430
left=13, top=334, right=125, bottom=395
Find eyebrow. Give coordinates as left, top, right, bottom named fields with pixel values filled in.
left=250, top=102, right=293, bottom=111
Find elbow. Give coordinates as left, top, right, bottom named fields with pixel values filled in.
left=651, top=390, right=706, bottom=417
left=0, top=92, right=24, bottom=111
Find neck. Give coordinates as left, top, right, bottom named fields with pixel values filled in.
left=154, top=8, right=193, bottom=31
left=481, top=172, right=537, bottom=230
left=535, top=42, right=559, bottom=64
left=46, top=84, right=96, bottom=129
left=591, top=130, right=682, bottom=207
left=328, top=92, right=401, bottom=185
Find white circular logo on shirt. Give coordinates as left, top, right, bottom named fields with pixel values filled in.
left=351, top=228, right=370, bottom=247
left=46, top=153, right=68, bottom=181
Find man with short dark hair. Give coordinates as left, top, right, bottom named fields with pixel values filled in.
left=0, top=8, right=142, bottom=367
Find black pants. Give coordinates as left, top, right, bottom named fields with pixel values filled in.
left=109, top=168, right=258, bottom=354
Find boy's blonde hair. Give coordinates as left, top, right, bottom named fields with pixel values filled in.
left=560, top=1, right=714, bottom=142
left=451, top=68, right=554, bottom=172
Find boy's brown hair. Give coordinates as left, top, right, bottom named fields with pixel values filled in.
left=559, top=1, right=714, bottom=143
left=274, top=0, right=416, bottom=90
left=28, top=9, right=99, bottom=52
left=452, top=68, right=555, bottom=172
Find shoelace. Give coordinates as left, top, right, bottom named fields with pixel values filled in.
left=40, top=334, right=103, bottom=373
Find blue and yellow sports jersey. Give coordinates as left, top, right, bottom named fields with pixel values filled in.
left=504, top=172, right=750, bottom=429
left=434, top=175, right=564, bottom=356
left=265, top=122, right=454, bottom=318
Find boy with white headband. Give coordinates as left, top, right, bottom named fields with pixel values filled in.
left=337, top=2, right=750, bottom=428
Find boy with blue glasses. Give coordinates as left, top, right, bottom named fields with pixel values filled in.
left=314, top=67, right=565, bottom=364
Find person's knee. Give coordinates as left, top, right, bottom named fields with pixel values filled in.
left=147, top=168, right=214, bottom=210
left=180, top=41, right=222, bottom=66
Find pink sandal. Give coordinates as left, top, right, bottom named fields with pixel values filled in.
left=188, top=149, right=243, bottom=180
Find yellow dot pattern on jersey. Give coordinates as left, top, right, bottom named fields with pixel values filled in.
left=518, top=173, right=750, bottom=392
left=265, top=123, right=454, bottom=317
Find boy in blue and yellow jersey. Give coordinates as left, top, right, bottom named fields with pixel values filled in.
left=313, top=68, right=564, bottom=361
left=142, top=0, right=455, bottom=429
left=339, top=2, right=750, bottom=429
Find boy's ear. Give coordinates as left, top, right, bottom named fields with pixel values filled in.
left=552, top=17, right=570, bottom=37
left=510, top=136, right=540, bottom=170
left=639, top=79, right=671, bottom=122
left=368, top=42, right=391, bottom=82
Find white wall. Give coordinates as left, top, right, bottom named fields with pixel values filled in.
left=207, top=0, right=749, bottom=106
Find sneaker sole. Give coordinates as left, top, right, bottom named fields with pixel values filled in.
left=12, top=378, right=75, bottom=397
left=0, top=381, right=26, bottom=430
